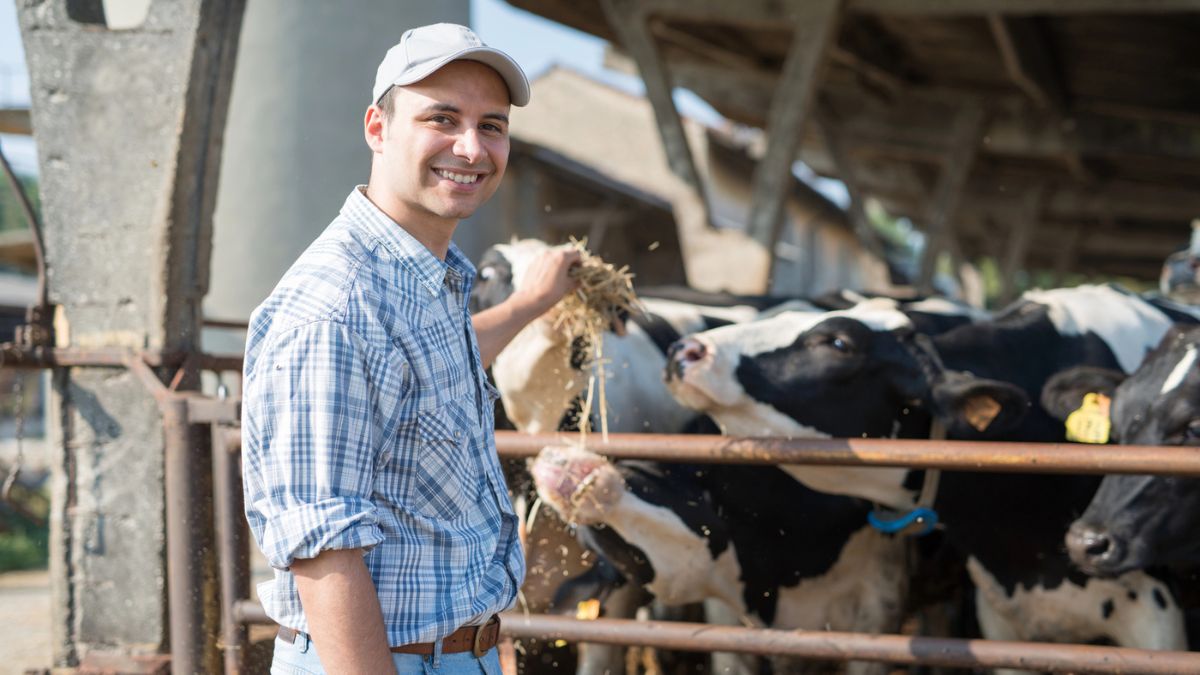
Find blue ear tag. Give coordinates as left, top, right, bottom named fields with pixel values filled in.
left=868, top=507, right=939, bottom=536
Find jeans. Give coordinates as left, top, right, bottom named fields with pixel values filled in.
left=270, top=633, right=503, bottom=675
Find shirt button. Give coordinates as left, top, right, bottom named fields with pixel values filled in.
left=454, top=430, right=463, bottom=441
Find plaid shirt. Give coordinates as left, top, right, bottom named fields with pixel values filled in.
left=242, top=187, right=523, bottom=647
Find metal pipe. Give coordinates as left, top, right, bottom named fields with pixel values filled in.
left=498, top=614, right=1200, bottom=675
left=0, top=344, right=245, bottom=372
left=495, top=431, right=1200, bottom=477
left=232, top=603, right=1200, bottom=675
left=213, top=421, right=249, bottom=675
left=163, top=398, right=221, bottom=675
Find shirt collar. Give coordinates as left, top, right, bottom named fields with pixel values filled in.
left=341, top=187, right=476, bottom=297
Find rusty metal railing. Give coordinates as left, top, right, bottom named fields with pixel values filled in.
left=9, top=346, right=1200, bottom=674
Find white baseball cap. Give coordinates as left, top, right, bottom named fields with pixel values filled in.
left=372, top=23, right=530, bottom=107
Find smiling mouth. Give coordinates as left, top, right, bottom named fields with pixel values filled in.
left=434, top=168, right=482, bottom=185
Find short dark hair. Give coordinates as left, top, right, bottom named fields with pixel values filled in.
left=377, top=86, right=398, bottom=122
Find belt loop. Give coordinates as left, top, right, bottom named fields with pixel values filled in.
left=432, top=637, right=444, bottom=668
left=299, top=630, right=312, bottom=655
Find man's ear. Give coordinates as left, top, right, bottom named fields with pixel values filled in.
left=364, top=105, right=386, bottom=152
left=1040, top=366, right=1126, bottom=422
left=930, top=370, right=1029, bottom=438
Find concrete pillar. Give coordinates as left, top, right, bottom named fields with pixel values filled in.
left=204, top=0, right=469, bottom=344
left=17, top=0, right=244, bottom=668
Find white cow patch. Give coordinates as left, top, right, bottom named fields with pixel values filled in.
left=1022, top=285, right=1175, bottom=373
left=1160, top=344, right=1198, bottom=395
left=603, top=493, right=746, bottom=612
left=967, top=558, right=1186, bottom=652
left=770, top=527, right=908, bottom=634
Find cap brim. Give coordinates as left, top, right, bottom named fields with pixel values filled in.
left=389, top=46, right=530, bottom=107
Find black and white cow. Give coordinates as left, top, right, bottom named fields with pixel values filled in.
left=664, top=285, right=1198, bottom=661
left=1042, top=325, right=1200, bottom=577
left=530, top=444, right=909, bottom=675
left=471, top=239, right=770, bottom=435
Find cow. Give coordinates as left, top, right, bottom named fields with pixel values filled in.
left=470, top=239, right=772, bottom=436
left=663, top=284, right=1197, bottom=664
left=530, top=444, right=910, bottom=675
left=1042, top=325, right=1200, bottom=577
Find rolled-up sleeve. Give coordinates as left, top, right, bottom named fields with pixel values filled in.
left=242, top=320, right=392, bottom=570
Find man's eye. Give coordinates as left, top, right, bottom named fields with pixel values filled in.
left=430, top=115, right=452, bottom=124
left=482, top=123, right=505, bottom=134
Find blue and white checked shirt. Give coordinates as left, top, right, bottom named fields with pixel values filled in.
left=242, top=187, right=524, bottom=647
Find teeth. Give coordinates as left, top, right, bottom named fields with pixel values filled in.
left=437, top=169, right=479, bottom=184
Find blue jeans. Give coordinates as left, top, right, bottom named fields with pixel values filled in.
left=270, top=633, right=503, bottom=675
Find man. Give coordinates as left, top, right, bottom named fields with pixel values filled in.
left=242, top=23, right=579, bottom=674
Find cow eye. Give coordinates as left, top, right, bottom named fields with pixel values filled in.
left=479, top=266, right=496, bottom=280
left=831, top=336, right=850, bottom=352
left=1185, top=419, right=1200, bottom=440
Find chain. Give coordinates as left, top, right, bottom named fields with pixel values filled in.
left=1, top=371, right=25, bottom=503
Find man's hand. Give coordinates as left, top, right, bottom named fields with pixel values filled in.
left=473, top=247, right=581, bottom=368
left=292, top=548, right=396, bottom=674
left=509, top=247, right=582, bottom=317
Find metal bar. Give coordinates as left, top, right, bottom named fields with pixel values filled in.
left=0, top=344, right=244, bottom=372
left=493, top=431, right=1200, bottom=477
left=500, top=614, right=1200, bottom=675
left=213, top=422, right=249, bottom=675
left=163, top=398, right=220, bottom=675
left=202, top=318, right=249, bottom=330
left=229, top=603, right=1200, bottom=675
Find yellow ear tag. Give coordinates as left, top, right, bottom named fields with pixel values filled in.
left=1065, top=393, right=1112, bottom=444
left=576, top=598, right=601, bottom=621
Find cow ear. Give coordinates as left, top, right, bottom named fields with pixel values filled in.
left=930, top=371, right=1029, bottom=438
left=1041, top=366, right=1126, bottom=422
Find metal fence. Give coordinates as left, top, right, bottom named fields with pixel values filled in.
left=5, top=346, right=1200, bottom=674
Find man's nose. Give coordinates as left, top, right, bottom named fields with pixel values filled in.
left=454, top=129, right=484, bottom=163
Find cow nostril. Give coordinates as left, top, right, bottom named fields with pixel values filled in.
left=1085, top=533, right=1113, bottom=559
left=675, top=340, right=706, bottom=363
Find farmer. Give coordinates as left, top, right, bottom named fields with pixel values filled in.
left=241, top=23, right=579, bottom=674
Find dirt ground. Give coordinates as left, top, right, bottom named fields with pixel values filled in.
left=0, top=569, right=51, bottom=674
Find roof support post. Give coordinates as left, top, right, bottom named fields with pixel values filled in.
left=917, top=103, right=987, bottom=293
left=817, top=102, right=886, bottom=260
left=599, top=0, right=706, bottom=194
left=1052, top=224, right=1083, bottom=286
left=998, top=188, right=1043, bottom=304
left=746, top=0, right=843, bottom=255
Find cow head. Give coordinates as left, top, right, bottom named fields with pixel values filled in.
left=531, top=445, right=628, bottom=525
left=1047, top=326, right=1200, bottom=576
left=663, top=301, right=1027, bottom=507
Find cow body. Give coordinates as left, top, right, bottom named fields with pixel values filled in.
left=532, top=446, right=907, bottom=675
left=664, top=285, right=1195, bottom=659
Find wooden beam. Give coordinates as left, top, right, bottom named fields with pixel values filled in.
left=917, top=103, right=987, bottom=293
left=1051, top=224, right=1083, bottom=285
left=988, top=16, right=1065, bottom=111
left=599, top=0, right=705, bottom=193
left=848, top=0, right=1200, bottom=15
left=998, top=189, right=1043, bottom=303
left=627, top=0, right=812, bottom=27
left=816, top=102, right=887, bottom=260
left=746, top=0, right=842, bottom=256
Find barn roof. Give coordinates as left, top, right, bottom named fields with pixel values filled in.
left=504, top=0, right=1200, bottom=286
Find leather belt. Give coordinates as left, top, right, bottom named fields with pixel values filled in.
left=277, top=615, right=501, bottom=657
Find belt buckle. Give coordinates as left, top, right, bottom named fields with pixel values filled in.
left=472, top=615, right=497, bottom=658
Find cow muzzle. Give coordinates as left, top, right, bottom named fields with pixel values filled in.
left=530, top=445, right=626, bottom=525
left=666, top=338, right=707, bottom=381
left=1065, top=520, right=1124, bottom=577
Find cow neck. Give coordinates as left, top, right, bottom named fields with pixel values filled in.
left=867, top=420, right=943, bottom=537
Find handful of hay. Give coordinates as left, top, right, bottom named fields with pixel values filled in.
left=551, top=238, right=641, bottom=442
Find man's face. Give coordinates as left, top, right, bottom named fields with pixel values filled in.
left=369, top=60, right=511, bottom=230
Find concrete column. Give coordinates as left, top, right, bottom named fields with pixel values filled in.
left=204, top=0, right=469, bottom=344
left=17, top=0, right=244, bottom=667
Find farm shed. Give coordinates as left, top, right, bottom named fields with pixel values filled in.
left=505, top=0, right=1200, bottom=296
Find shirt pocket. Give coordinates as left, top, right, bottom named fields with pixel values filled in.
left=396, top=395, right=480, bottom=520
